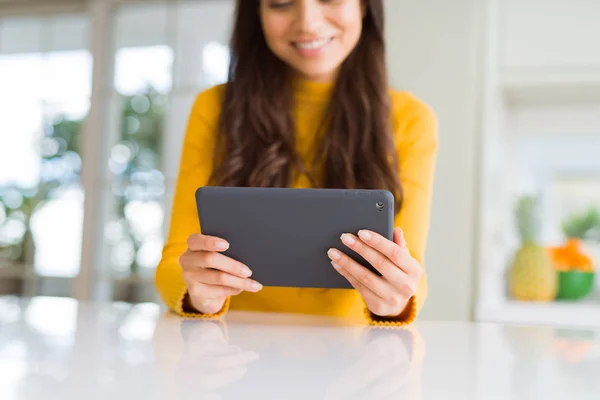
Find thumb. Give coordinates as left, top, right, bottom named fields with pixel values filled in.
left=393, top=227, right=407, bottom=248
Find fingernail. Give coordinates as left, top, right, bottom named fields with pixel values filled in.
left=216, top=240, right=229, bottom=250
left=341, top=233, right=356, bottom=246
left=358, top=230, right=372, bottom=241
left=251, top=281, right=263, bottom=291
left=331, top=261, right=341, bottom=270
left=242, top=267, right=252, bottom=277
left=328, top=249, right=341, bottom=260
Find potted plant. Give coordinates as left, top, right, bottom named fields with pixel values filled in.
left=549, top=207, right=599, bottom=300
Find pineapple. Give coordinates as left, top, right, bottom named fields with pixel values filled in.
left=508, top=196, right=557, bottom=301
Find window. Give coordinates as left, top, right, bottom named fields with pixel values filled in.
left=0, top=0, right=234, bottom=302
left=107, top=44, right=172, bottom=282
left=0, top=15, right=91, bottom=297
left=107, top=1, right=233, bottom=302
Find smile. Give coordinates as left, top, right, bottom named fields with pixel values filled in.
left=292, top=37, right=334, bottom=50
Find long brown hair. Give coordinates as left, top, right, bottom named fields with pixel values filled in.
left=209, top=0, right=403, bottom=212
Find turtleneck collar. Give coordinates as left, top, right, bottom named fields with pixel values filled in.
left=292, top=76, right=334, bottom=103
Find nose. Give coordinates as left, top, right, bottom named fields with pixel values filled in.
left=296, top=0, right=324, bottom=33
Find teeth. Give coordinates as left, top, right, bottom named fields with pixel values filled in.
left=295, top=38, right=330, bottom=50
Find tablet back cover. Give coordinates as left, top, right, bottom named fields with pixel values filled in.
left=196, top=186, right=394, bottom=289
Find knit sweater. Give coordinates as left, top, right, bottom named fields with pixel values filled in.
left=154, top=79, right=438, bottom=326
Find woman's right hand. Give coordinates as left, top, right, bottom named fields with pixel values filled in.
left=179, top=233, right=263, bottom=314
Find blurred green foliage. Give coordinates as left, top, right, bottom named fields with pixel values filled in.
left=562, top=206, right=600, bottom=241
left=0, top=84, right=165, bottom=274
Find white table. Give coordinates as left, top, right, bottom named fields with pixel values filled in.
left=0, top=296, right=599, bottom=399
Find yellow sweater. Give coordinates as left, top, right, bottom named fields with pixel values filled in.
left=155, top=79, right=438, bottom=326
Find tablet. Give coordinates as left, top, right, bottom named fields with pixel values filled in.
left=195, top=186, right=394, bottom=289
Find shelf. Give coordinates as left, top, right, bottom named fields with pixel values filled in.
left=476, top=300, right=600, bottom=330
left=500, top=66, right=600, bottom=104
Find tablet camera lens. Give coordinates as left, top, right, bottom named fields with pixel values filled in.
left=376, top=201, right=384, bottom=210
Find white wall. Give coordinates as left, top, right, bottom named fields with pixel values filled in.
left=384, top=0, right=484, bottom=321
left=500, top=0, right=600, bottom=69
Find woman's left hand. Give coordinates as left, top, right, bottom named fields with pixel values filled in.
left=327, top=227, right=422, bottom=318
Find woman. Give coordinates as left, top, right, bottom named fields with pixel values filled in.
left=155, top=0, right=437, bottom=326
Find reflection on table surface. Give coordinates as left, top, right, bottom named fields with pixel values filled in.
left=0, top=296, right=600, bottom=399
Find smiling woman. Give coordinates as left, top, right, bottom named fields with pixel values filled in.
left=155, top=0, right=438, bottom=326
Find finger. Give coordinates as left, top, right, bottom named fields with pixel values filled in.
left=357, top=229, right=418, bottom=275
left=331, top=261, right=383, bottom=305
left=340, top=233, right=406, bottom=284
left=188, top=281, right=243, bottom=300
left=201, top=269, right=263, bottom=293
left=394, top=227, right=407, bottom=248
left=181, top=249, right=252, bottom=278
left=187, top=233, right=229, bottom=252
left=328, top=248, right=389, bottom=298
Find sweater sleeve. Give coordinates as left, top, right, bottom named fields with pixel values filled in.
left=154, top=85, right=231, bottom=319
left=366, top=95, right=438, bottom=327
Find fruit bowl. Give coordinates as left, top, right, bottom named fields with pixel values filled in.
left=549, top=237, right=596, bottom=301
left=556, top=270, right=595, bottom=300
